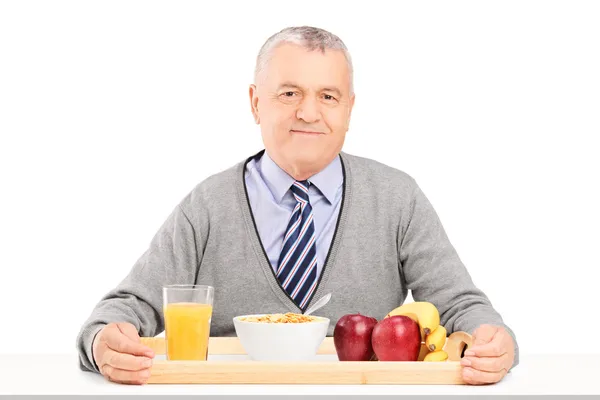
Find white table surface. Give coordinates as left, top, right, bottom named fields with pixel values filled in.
left=1, top=352, right=598, bottom=395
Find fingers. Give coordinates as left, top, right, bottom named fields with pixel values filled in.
left=100, top=364, right=152, bottom=385
left=461, top=352, right=510, bottom=373
left=94, top=323, right=156, bottom=386
left=117, top=322, right=142, bottom=343
left=466, top=341, right=506, bottom=357
left=101, top=347, right=153, bottom=372
left=104, top=326, right=155, bottom=358
left=460, top=328, right=514, bottom=385
left=462, top=366, right=507, bottom=385
left=466, top=328, right=509, bottom=358
left=471, top=324, right=498, bottom=347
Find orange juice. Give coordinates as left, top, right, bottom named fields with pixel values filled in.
left=164, top=302, right=213, bottom=360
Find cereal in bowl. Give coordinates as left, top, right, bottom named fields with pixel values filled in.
left=240, top=312, right=320, bottom=323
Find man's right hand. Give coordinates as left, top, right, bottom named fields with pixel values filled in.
left=92, top=322, right=156, bottom=385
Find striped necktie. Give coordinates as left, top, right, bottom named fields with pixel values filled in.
left=276, top=180, right=318, bottom=311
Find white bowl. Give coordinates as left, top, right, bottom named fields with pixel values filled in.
left=232, top=314, right=330, bottom=361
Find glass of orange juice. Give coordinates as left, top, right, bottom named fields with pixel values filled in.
left=163, top=284, right=214, bottom=361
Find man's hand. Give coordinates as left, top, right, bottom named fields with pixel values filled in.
left=92, top=322, right=156, bottom=385
left=460, top=324, right=515, bottom=385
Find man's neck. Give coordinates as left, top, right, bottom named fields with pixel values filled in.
left=276, top=157, right=337, bottom=181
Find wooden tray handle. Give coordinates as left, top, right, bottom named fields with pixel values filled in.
left=444, top=331, right=473, bottom=361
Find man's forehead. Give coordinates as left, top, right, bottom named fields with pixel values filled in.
left=263, top=45, right=350, bottom=92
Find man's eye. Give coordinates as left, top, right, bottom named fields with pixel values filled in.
left=283, top=91, right=296, bottom=97
left=323, top=94, right=336, bottom=101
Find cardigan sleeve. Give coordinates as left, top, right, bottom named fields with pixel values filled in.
left=75, top=200, right=207, bottom=373
left=398, top=183, right=520, bottom=370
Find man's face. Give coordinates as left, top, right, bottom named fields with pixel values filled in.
left=250, top=43, right=355, bottom=173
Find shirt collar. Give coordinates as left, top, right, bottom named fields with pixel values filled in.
left=259, top=152, right=296, bottom=204
left=259, top=151, right=343, bottom=204
left=306, top=154, right=343, bottom=204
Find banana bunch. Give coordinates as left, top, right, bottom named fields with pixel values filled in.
left=385, top=301, right=448, bottom=362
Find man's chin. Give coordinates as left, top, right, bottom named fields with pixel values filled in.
left=288, top=150, right=327, bottom=168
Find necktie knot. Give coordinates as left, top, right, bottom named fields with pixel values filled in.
left=290, top=180, right=310, bottom=202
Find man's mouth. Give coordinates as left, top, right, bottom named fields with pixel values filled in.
left=290, top=130, right=324, bottom=135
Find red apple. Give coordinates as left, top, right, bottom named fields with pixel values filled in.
left=333, top=313, right=378, bottom=361
left=371, top=315, right=421, bottom=361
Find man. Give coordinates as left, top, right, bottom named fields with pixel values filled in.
left=76, top=26, right=519, bottom=386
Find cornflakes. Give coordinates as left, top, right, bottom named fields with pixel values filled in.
left=240, top=312, right=320, bottom=323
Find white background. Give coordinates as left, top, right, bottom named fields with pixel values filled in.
left=0, top=0, right=598, bottom=355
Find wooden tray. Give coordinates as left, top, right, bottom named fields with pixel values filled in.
left=139, top=333, right=473, bottom=385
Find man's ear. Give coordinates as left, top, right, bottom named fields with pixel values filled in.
left=249, top=84, right=260, bottom=124
left=346, top=93, right=356, bottom=127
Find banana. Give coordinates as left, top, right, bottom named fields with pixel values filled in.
left=385, top=302, right=440, bottom=339
left=417, top=342, right=430, bottom=361
left=425, top=325, right=447, bottom=352
left=423, top=350, right=448, bottom=362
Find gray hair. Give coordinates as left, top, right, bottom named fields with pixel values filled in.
left=254, top=26, right=354, bottom=94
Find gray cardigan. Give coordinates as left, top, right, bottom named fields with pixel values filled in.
left=76, top=150, right=519, bottom=372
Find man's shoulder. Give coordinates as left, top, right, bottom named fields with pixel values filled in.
left=341, top=151, right=418, bottom=191
left=178, top=156, right=247, bottom=212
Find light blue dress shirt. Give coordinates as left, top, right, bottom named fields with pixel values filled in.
left=244, top=151, right=344, bottom=279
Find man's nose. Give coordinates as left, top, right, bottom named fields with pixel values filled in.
left=296, top=96, right=321, bottom=123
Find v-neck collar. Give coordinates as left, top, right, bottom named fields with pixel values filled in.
left=259, top=150, right=343, bottom=205
left=237, top=149, right=351, bottom=313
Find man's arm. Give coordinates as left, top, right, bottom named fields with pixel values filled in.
left=75, top=202, right=204, bottom=373
left=398, top=182, right=519, bottom=369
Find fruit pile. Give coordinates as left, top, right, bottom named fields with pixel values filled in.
left=333, top=301, right=448, bottom=362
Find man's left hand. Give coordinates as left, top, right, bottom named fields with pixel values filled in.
left=460, top=324, right=515, bottom=385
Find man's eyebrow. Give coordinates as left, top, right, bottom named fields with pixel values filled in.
left=321, top=87, right=342, bottom=97
left=277, top=82, right=343, bottom=97
left=277, top=82, right=302, bottom=90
